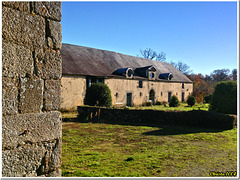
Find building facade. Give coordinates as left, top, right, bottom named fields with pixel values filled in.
left=61, top=43, right=193, bottom=109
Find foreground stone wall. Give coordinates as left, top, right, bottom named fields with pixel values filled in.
left=77, top=106, right=237, bottom=130
left=2, top=2, right=62, bottom=177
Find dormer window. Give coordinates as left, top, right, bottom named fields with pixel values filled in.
left=134, top=65, right=156, bottom=79
left=150, top=72, right=155, bottom=78
left=113, top=68, right=134, bottom=79
left=159, top=73, right=173, bottom=80
left=127, top=69, right=134, bottom=78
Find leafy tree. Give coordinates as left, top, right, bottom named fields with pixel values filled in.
left=139, top=48, right=166, bottom=62
left=187, top=96, right=196, bottom=107
left=204, top=93, right=212, bottom=103
left=171, top=61, right=192, bottom=75
left=187, top=74, right=209, bottom=103
left=169, top=95, right=180, bottom=107
left=203, top=74, right=215, bottom=94
left=84, top=83, right=112, bottom=107
left=209, top=81, right=237, bottom=114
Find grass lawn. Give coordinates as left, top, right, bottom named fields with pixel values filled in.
left=129, top=103, right=210, bottom=111
left=61, top=122, right=237, bottom=177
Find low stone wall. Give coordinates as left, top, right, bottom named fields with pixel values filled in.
left=77, top=106, right=237, bottom=130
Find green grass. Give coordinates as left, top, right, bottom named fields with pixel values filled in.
left=129, top=103, right=209, bottom=111
left=61, top=122, right=237, bottom=177
left=61, top=112, right=78, bottom=119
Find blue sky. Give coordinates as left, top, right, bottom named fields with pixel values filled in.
left=62, top=1, right=237, bottom=75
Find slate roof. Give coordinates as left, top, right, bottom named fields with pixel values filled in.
left=61, top=43, right=192, bottom=83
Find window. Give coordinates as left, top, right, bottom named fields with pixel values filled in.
left=87, top=77, right=104, bottom=88
left=161, top=92, right=163, bottom=96
left=150, top=72, right=155, bottom=78
left=140, top=92, right=142, bottom=97
left=88, top=78, right=92, bottom=87
left=182, top=83, right=184, bottom=89
left=139, top=80, right=143, bottom=88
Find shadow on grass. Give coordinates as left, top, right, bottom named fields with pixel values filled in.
left=62, top=117, right=78, bottom=122
left=65, top=117, right=226, bottom=136
left=106, top=121, right=225, bottom=136
left=141, top=126, right=224, bottom=136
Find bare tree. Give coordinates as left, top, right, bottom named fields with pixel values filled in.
left=140, top=48, right=166, bottom=62
left=171, top=61, right=192, bottom=75
left=210, top=68, right=231, bottom=82
left=231, top=69, right=237, bottom=81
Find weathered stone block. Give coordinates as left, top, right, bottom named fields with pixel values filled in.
left=47, top=169, right=62, bottom=177
left=34, top=48, right=62, bottom=80
left=2, top=139, right=61, bottom=177
left=2, top=1, right=30, bottom=12
left=36, top=139, right=62, bottom=176
left=44, top=80, right=61, bottom=111
left=47, top=19, right=62, bottom=50
left=2, top=41, right=34, bottom=78
left=19, top=78, right=44, bottom=113
left=2, top=111, right=62, bottom=149
left=2, top=77, right=18, bottom=116
left=2, top=146, right=45, bottom=177
left=2, top=6, right=45, bottom=49
left=33, top=2, right=61, bottom=21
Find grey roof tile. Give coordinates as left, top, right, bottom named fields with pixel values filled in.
left=61, top=43, right=192, bottom=83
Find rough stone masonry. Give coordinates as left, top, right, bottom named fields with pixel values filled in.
left=2, top=2, right=62, bottom=177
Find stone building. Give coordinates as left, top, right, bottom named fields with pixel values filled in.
left=61, top=43, right=193, bottom=109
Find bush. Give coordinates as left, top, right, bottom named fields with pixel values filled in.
left=169, top=95, right=180, bottom=107
left=145, top=101, right=152, bottom=106
left=155, top=101, right=161, bottom=105
left=209, top=81, right=237, bottom=114
left=84, top=83, right=112, bottom=107
left=162, top=101, right=168, bottom=107
left=204, top=94, right=212, bottom=103
left=187, top=96, right=196, bottom=107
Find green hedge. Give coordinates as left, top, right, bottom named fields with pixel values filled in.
left=77, top=106, right=237, bottom=130
left=209, top=81, right=237, bottom=114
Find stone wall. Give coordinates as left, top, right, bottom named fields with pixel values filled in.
left=61, top=75, right=86, bottom=110
left=77, top=106, right=237, bottom=130
left=2, top=2, right=62, bottom=177
left=61, top=75, right=193, bottom=109
left=105, top=78, right=193, bottom=106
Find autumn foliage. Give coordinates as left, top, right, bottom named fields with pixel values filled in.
left=187, top=74, right=211, bottom=103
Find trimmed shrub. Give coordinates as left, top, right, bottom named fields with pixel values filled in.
left=187, top=96, right=196, bottom=107
left=145, top=101, right=152, bottom=106
left=155, top=101, right=162, bottom=105
left=169, top=95, right=180, bottom=107
left=209, top=81, right=237, bottom=114
left=84, top=83, right=112, bottom=107
left=162, top=101, right=168, bottom=107
left=204, top=94, right=212, bottom=103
